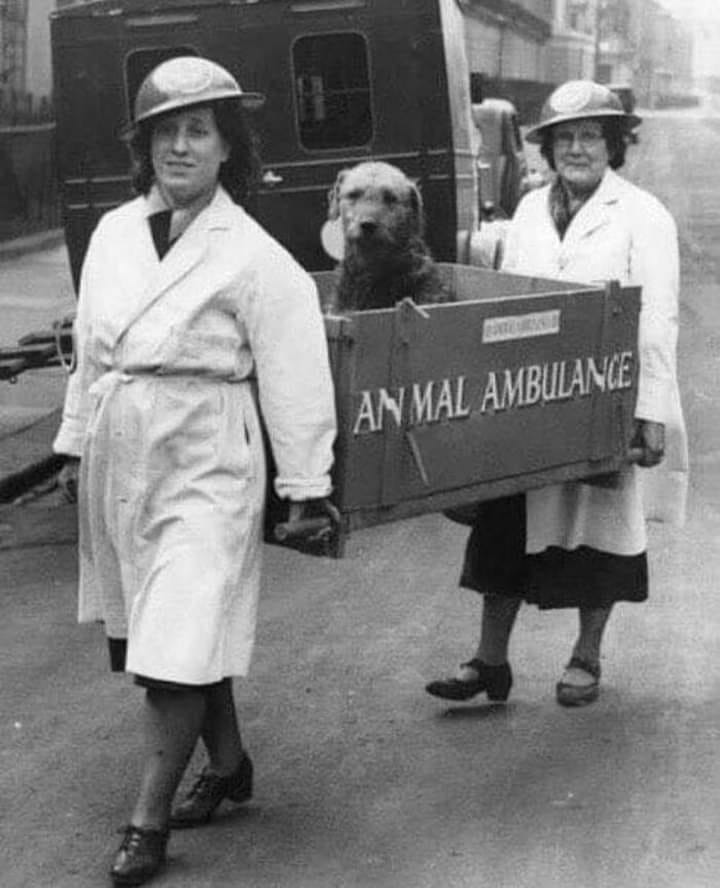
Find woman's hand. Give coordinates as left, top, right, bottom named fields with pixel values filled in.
left=286, top=498, right=341, bottom=526
left=274, top=498, right=341, bottom=557
left=628, top=420, right=665, bottom=468
left=57, top=457, right=81, bottom=503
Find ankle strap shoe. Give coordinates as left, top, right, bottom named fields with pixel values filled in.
left=425, top=658, right=512, bottom=702
left=556, top=656, right=601, bottom=707
left=170, top=753, right=253, bottom=829
left=110, top=824, right=169, bottom=886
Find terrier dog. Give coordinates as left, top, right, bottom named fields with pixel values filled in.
left=326, top=161, right=448, bottom=312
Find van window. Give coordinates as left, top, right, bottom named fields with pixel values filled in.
left=125, top=47, right=197, bottom=122
left=293, top=33, right=372, bottom=150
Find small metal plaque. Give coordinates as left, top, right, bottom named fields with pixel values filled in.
left=482, top=309, right=561, bottom=343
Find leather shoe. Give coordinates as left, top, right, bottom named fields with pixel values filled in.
left=425, top=658, right=512, bottom=702
left=170, top=754, right=253, bottom=828
left=556, top=656, right=601, bottom=707
left=110, top=824, right=168, bottom=886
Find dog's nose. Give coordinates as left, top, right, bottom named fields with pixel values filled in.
left=359, top=220, right=377, bottom=235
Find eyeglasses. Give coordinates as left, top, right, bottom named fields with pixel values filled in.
left=552, top=126, right=605, bottom=148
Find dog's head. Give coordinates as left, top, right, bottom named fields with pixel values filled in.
left=327, top=162, right=424, bottom=260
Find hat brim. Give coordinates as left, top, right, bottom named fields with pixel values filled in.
left=525, top=109, right=642, bottom=143
left=120, top=90, right=266, bottom=140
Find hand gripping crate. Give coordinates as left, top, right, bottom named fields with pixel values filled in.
left=307, top=263, right=640, bottom=557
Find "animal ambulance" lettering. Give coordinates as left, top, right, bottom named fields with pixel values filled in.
left=352, top=350, right=634, bottom=435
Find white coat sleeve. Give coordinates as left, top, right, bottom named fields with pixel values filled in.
left=244, top=245, right=336, bottom=501
left=499, top=189, right=538, bottom=274
left=630, top=199, right=680, bottom=423
left=52, top=222, right=106, bottom=457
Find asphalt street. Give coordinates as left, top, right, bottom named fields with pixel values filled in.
left=0, top=109, right=718, bottom=888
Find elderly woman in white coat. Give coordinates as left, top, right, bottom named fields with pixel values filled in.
left=54, top=57, right=336, bottom=886
left=426, top=80, right=687, bottom=710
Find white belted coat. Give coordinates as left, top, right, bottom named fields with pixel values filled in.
left=501, top=169, right=688, bottom=556
left=54, top=187, right=336, bottom=683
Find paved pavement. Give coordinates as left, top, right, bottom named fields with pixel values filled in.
left=0, top=237, right=75, bottom=498
left=0, top=227, right=65, bottom=262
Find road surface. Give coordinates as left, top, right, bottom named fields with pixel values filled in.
left=0, top=109, right=718, bottom=888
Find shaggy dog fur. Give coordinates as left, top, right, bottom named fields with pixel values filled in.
left=327, top=161, right=448, bottom=312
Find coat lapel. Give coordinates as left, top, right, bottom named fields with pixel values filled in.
left=563, top=169, right=624, bottom=248
left=114, top=187, right=237, bottom=345
left=105, top=198, right=158, bottom=339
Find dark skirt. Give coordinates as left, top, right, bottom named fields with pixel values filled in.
left=107, top=638, right=222, bottom=691
left=460, top=494, right=648, bottom=609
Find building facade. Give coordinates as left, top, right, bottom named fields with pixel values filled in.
left=457, top=0, right=555, bottom=119
left=1, top=0, right=28, bottom=100
left=0, top=0, right=55, bottom=117
left=547, top=0, right=598, bottom=83
left=25, top=0, right=54, bottom=100
left=2, top=1, right=697, bottom=124
left=594, top=0, right=636, bottom=85
left=543, top=0, right=694, bottom=107
left=459, top=0, right=554, bottom=81
left=598, top=0, right=694, bottom=106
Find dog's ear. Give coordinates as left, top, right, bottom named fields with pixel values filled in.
left=327, top=169, right=349, bottom=221
left=409, top=179, right=425, bottom=232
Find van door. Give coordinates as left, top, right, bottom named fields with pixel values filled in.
left=221, top=0, right=457, bottom=272
left=256, top=28, right=374, bottom=271
left=218, top=2, right=377, bottom=272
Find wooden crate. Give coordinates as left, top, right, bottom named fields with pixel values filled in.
left=1, top=265, right=639, bottom=558
left=313, top=263, right=640, bottom=544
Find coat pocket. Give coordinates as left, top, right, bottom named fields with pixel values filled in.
left=217, top=384, right=254, bottom=480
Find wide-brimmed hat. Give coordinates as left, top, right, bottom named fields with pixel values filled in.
left=525, top=80, right=641, bottom=144
left=127, top=56, right=264, bottom=134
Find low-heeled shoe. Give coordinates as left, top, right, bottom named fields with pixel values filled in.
left=110, top=824, right=169, bottom=887
left=170, top=753, right=253, bottom=828
left=556, top=656, right=601, bottom=707
left=425, top=658, right=513, bottom=702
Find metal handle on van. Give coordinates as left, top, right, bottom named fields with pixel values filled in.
left=262, top=170, right=284, bottom=186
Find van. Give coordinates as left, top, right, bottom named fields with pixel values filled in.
left=51, top=0, right=525, bottom=287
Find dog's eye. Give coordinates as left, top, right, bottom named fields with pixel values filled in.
left=382, top=189, right=399, bottom=205
left=343, top=188, right=363, bottom=202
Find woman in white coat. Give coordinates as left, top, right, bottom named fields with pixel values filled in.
left=426, top=80, right=687, bottom=710
left=54, top=57, right=337, bottom=886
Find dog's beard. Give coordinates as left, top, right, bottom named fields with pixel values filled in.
left=344, top=214, right=420, bottom=264
left=337, top=234, right=445, bottom=311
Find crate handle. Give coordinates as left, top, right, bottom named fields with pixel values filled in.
left=54, top=318, right=76, bottom=374
left=398, top=297, right=430, bottom=320
left=273, top=516, right=333, bottom=542
left=405, top=430, right=430, bottom=486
